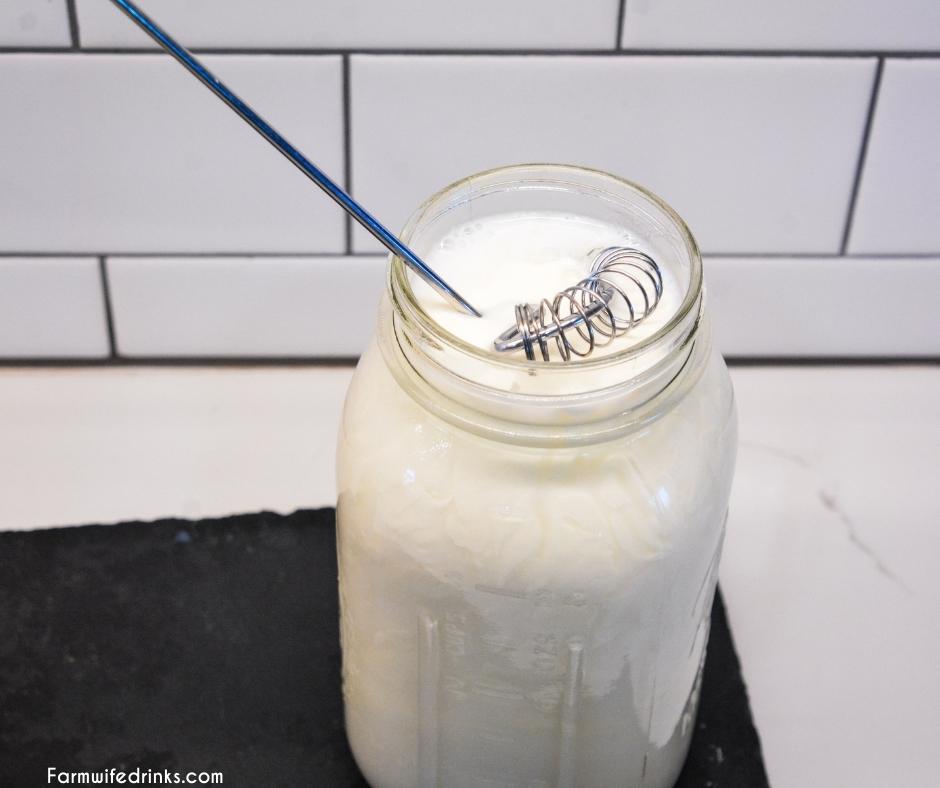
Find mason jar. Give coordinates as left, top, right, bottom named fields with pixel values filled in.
left=336, top=164, right=737, bottom=788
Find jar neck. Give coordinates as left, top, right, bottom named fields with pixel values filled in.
left=380, top=294, right=711, bottom=448
left=379, top=164, right=708, bottom=447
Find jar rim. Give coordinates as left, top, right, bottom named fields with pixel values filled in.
left=389, top=163, right=703, bottom=373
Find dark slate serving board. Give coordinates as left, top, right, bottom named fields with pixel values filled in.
left=0, top=509, right=769, bottom=787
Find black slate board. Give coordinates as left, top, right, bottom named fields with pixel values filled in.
left=0, top=509, right=769, bottom=788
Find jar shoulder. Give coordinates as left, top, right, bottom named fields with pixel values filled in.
left=338, top=342, right=736, bottom=593
left=340, top=341, right=736, bottom=486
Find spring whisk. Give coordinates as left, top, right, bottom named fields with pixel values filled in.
left=494, top=247, right=664, bottom=362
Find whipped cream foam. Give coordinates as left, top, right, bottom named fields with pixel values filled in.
left=409, top=211, right=683, bottom=361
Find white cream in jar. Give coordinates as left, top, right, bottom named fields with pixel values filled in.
left=336, top=166, right=737, bottom=788
left=415, top=211, right=682, bottom=359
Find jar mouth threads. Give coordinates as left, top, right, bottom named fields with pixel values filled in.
left=380, top=164, right=709, bottom=443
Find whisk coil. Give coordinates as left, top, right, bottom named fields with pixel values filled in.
left=494, top=246, right=663, bottom=362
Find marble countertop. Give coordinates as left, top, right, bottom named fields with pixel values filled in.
left=1, top=363, right=937, bottom=788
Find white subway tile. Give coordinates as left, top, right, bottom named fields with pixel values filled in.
left=0, top=257, right=109, bottom=358
left=848, top=60, right=940, bottom=254
left=706, top=256, right=940, bottom=357
left=107, top=256, right=386, bottom=357
left=0, top=54, right=344, bottom=253
left=350, top=55, right=875, bottom=255
left=76, top=0, right=620, bottom=50
left=0, top=0, right=70, bottom=47
left=622, top=0, right=940, bottom=51
left=107, top=254, right=939, bottom=360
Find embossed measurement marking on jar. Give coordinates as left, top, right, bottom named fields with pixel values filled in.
left=418, top=592, right=594, bottom=788
left=476, top=583, right=590, bottom=607
left=473, top=583, right=528, bottom=600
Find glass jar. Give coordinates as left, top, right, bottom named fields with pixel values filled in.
left=336, top=164, right=737, bottom=788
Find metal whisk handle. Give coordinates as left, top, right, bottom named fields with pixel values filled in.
left=109, top=0, right=481, bottom=318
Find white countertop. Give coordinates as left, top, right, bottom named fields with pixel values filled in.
left=1, top=363, right=937, bottom=787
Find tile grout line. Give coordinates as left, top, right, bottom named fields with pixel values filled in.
left=839, top=57, right=884, bottom=255
left=615, top=0, right=627, bottom=50
left=65, top=0, right=80, bottom=49
left=0, top=46, right=938, bottom=58
left=97, top=256, right=119, bottom=358
left=0, top=252, right=383, bottom=259
left=0, top=357, right=361, bottom=368
left=0, top=356, right=936, bottom=369
left=342, top=54, right=353, bottom=254
left=1, top=251, right=939, bottom=259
